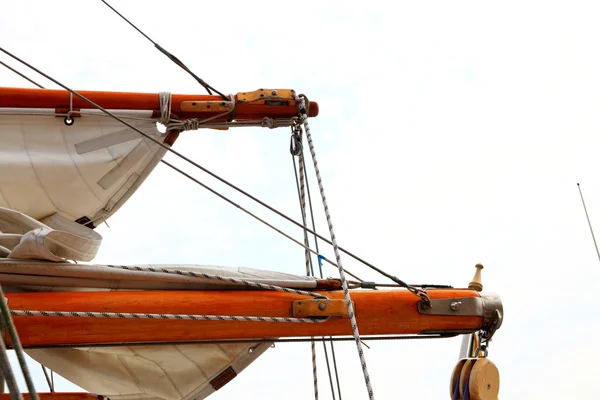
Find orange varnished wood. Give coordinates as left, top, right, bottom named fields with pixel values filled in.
left=0, top=87, right=319, bottom=119
left=5, top=289, right=483, bottom=347
left=0, top=394, right=99, bottom=400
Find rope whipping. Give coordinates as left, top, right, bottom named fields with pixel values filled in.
left=295, top=95, right=375, bottom=399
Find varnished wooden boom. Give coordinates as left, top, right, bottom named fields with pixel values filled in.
left=0, top=87, right=318, bottom=121
left=5, top=289, right=484, bottom=347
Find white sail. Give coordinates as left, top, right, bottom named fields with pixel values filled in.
left=0, top=110, right=168, bottom=226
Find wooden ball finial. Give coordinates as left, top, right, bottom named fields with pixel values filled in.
left=468, top=263, right=484, bottom=292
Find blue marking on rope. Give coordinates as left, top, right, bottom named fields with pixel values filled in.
left=318, top=254, right=325, bottom=267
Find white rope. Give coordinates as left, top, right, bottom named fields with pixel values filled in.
left=297, top=137, right=319, bottom=399
left=10, top=310, right=328, bottom=324
left=166, top=94, right=235, bottom=131
left=103, top=264, right=328, bottom=299
left=295, top=95, right=375, bottom=399
left=158, top=91, right=172, bottom=125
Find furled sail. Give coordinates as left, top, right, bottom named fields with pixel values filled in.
left=0, top=207, right=322, bottom=399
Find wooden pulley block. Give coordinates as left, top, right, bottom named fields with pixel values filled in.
left=449, top=358, right=467, bottom=398
left=468, top=358, right=500, bottom=400
left=459, top=358, right=477, bottom=399
left=449, top=358, right=476, bottom=399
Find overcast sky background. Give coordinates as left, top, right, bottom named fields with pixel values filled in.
left=2, top=0, right=600, bottom=398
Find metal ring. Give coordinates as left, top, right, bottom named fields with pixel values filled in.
left=64, top=116, right=74, bottom=126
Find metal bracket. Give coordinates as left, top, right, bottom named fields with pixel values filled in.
left=236, top=89, right=296, bottom=106
left=292, top=299, right=351, bottom=318
left=417, top=293, right=503, bottom=332
left=418, top=297, right=484, bottom=317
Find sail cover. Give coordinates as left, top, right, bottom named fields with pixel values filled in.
left=0, top=109, right=169, bottom=226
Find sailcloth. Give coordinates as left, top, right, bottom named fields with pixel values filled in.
left=0, top=109, right=304, bottom=399
left=0, top=109, right=168, bottom=225
left=0, top=207, right=312, bottom=400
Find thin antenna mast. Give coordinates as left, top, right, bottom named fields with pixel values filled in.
left=577, top=183, right=600, bottom=263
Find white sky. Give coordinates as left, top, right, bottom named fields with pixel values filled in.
left=2, top=0, right=600, bottom=398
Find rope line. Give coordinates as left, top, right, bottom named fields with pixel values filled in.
left=302, top=151, right=344, bottom=399
left=10, top=310, right=327, bottom=324
left=159, top=159, right=341, bottom=272
left=19, top=334, right=455, bottom=350
left=292, top=134, right=320, bottom=399
left=0, top=60, right=44, bottom=88
left=296, top=95, right=375, bottom=399
left=103, top=264, right=327, bottom=299
left=0, top=285, right=39, bottom=400
left=99, top=0, right=228, bottom=99
left=293, top=133, right=340, bottom=400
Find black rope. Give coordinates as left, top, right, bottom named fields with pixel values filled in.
left=0, top=60, right=44, bottom=88
left=17, top=334, right=457, bottom=349
left=99, top=0, right=228, bottom=100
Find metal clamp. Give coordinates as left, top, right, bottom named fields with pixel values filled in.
left=417, top=293, right=503, bottom=332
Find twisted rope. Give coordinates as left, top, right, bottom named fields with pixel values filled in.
left=10, top=310, right=327, bottom=324
left=104, top=264, right=328, bottom=299
left=295, top=95, right=375, bottom=399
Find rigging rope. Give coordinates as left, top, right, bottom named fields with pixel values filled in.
left=0, top=45, right=381, bottom=281
left=10, top=310, right=328, bottom=324
left=292, top=132, right=341, bottom=400
left=0, top=60, right=43, bottom=88
left=0, top=285, right=39, bottom=400
left=302, top=150, right=344, bottom=399
left=22, top=334, right=455, bottom=349
left=0, top=46, right=420, bottom=296
left=102, top=264, right=328, bottom=299
left=295, top=95, right=375, bottom=399
left=0, top=46, right=429, bottom=304
left=99, top=0, right=229, bottom=100
left=292, top=132, right=320, bottom=400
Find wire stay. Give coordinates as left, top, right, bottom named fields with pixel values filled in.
left=99, top=0, right=228, bottom=100
left=577, top=183, right=600, bottom=264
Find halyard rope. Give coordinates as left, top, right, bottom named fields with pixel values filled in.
left=295, top=94, right=375, bottom=399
